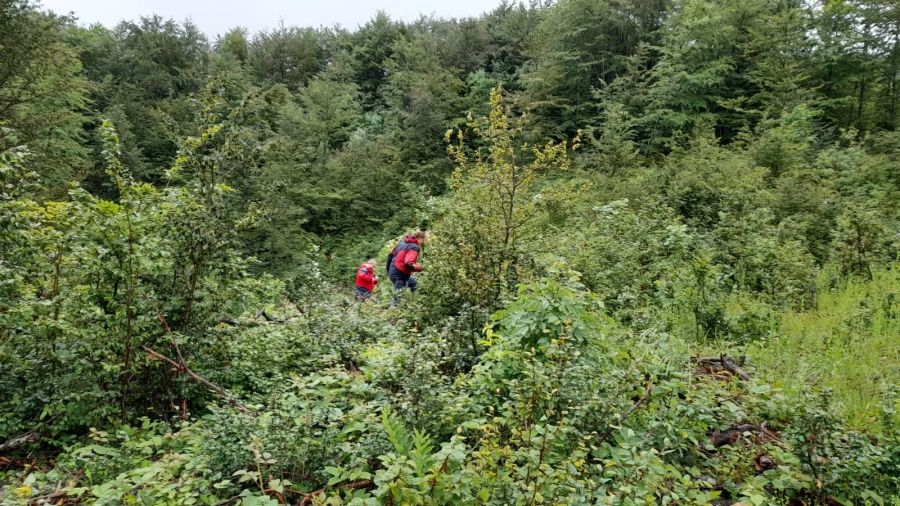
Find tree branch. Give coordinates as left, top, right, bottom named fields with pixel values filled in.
left=0, top=429, right=40, bottom=454
left=142, top=344, right=249, bottom=413
left=143, top=314, right=249, bottom=413
left=255, top=309, right=286, bottom=323
left=692, top=355, right=751, bottom=381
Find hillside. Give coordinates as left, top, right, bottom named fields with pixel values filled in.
left=1, top=0, right=898, bottom=504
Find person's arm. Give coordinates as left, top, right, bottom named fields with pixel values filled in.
left=406, top=249, right=423, bottom=272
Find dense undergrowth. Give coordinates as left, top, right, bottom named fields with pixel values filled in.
left=3, top=280, right=898, bottom=505
left=3, top=90, right=899, bottom=506
left=2, top=0, right=900, bottom=504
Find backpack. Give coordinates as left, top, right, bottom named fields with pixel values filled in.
left=386, top=247, right=396, bottom=274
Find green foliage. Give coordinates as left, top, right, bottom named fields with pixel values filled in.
left=381, top=33, right=465, bottom=193
left=0, top=1, right=90, bottom=195
left=426, top=85, right=574, bottom=312
left=541, top=198, right=683, bottom=326
left=249, top=23, right=330, bottom=91
left=4, top=271, right=900, bottom=505
left=749, top=266, right=900, bottom=430
left=2, top=1, right=900, bottom=505
left=216, top=27, right=250, bottom=62
left=0, top=117, right=277, bottom=439
left=83, top=16, right=209, bottom=182
left=833, top=203, right=890, bottom=279
left=523, top=0, right=669, bottom=136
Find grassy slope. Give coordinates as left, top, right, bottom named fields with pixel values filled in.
left=747, top=266, right=900, bottom=430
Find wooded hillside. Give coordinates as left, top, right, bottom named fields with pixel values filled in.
left=1, top=0, right=898, bottom=504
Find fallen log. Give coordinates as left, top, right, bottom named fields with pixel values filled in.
left=692, top=355, right=751, bottom=381
left=0, top=429, right=40, bottom=454
left=254, top=309, right=286, bottom=323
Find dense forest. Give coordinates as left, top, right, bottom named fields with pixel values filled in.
left=1, top=0, right=899, bottom=504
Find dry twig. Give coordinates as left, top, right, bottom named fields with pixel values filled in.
left=143, top=314, right=249, bottom=413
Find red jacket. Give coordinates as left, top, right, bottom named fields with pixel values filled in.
left=355, top=262, right=378, bottom=291
left=390, top=236, right=422, bottom=275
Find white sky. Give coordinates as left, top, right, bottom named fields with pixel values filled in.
left=38, top=0, right=503, bottom=36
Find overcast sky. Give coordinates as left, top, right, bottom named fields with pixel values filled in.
left=38, top=0, right=503, bottom=36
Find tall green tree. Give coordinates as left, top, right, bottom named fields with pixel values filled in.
left=810, top=0, right=900, bottom=132
left=429, top=85, right=574, bottom=310
left=523, top=0, right=670, bottom=136
left=347, top=12, right=406, bottom=107
left=0, top=0, right=90, bottom=195
left=216, top=27, right=250, bottom=62
left=382, top=34, right=466, bottom=192
left=601, top=0, right=814, bottom=152
left=249, top=23, right=331, bottom=91
left=65, top=16, right=210, bottom=184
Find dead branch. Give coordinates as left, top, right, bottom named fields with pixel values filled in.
left=692, top=355, right=751, bottom=381
left=144, top=314, right=249, bottom=413
left=142, top=345, right=249, bottom=413
left=158, top=313, right=172, bottom=333
left=255, top=309, right=286, bottom=323
left=0, top=429, right=40, bottom=454
left=710, top=422, right=780, bottom=448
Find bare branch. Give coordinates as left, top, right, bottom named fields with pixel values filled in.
left=0, top=429, right=40, bottom=454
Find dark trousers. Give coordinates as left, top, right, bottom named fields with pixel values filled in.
left=389, top=272, right=416, bottom=305
left=354, top=286, right=373, bottom=301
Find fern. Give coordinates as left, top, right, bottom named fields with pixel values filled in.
left=411, top=430, right=435, bottom=476
left=382, top=406, right=412, bottom=454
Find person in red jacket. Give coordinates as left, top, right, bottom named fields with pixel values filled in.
left=354, top=259, right=379, bottom=302
left=387, top=230, right=426, bottom=306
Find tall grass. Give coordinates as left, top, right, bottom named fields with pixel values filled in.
left=748, top=266, right=899, bottom=430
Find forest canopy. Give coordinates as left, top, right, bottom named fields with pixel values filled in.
left=0, top=0, right=898, bottom=505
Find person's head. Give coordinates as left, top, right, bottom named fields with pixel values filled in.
left=366, top=258, right=377, bottom=267
left=412, top=230, right=428, bottom=244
